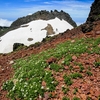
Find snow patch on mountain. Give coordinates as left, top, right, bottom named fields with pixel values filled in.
left=0, top=17, right=73, bottom=53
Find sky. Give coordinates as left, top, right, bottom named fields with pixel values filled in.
left=0, top=0, right=94, bottom=26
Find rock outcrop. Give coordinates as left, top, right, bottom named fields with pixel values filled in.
left=41, top=24, right=55, bottom=35
left=13, top=43, right=25, bottom=51
left=11, top=10, right=77, bottom=28
left=82, top=0, right=100, bottom=33
left=86, top=0, right=100, bottom=23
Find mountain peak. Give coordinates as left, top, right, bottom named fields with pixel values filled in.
left=86, top=0, right=100, bottom=23
left=11, top=10, right=77, bottom=28
left=82, top=0, right=100, bottom=33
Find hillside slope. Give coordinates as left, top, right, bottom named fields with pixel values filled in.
left=0, top=19, right=100, bottom=99
left=0, top=0, right=100, bottom=100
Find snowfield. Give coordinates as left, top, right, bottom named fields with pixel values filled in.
left=0, top=17, right=73, bottom=53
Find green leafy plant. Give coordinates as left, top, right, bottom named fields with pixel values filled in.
left=86, top=96, right=92, bottom=100
left=79, top=65, right=84, bottom=72
left=73, top=88, right=78, bottom=95
left=70, top=72, right=82, bottom=79
left=94, top=62, right=100, bottom=67
left=88, top=66, right=91, bottom=71
left=67, top=38, right=88, bottom=54
left=73, top=97, right=80, bottom=100
left=44, top=71, right=58, bottom=92
left=49, top=63, right=63, bottom=72
left=69, top=66, right=73, bottom=71
left=86, top=71, right=93, bottom=76
left=3, top=56, right=58, bottom=99
left=2, top=80, right=14, bottom=91
left=62, top=97, right=70, bottom=100
left=62, top=86, right=69, bottom=94
left=64, top=54, right=72, bottom=66
left=63, top=75, right=73, bottom=86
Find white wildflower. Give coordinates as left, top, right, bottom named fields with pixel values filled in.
left=46, top=87, right=49, bottom=90
left=41, top=86, right=44, bottom=89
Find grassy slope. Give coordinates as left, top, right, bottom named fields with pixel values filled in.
left=2, top=37, right=100, bottom=100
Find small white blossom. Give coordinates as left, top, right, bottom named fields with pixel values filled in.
left=51, top=81, right=54, bottom=83
left=34, top=90, right=37, bottom=93
left=39, top=95, right=42, bottom=98
left=61, top=85, right=65, bottom=87
left=41, top=86, right=44, bottom=89
left=46, top=87, right=49, bottom=90
left=2, top=68, right=4, bottom=71
left=30, top=98, right=32, bottom=100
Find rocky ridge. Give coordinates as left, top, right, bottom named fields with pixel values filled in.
left=82, top=0, right=100, bottom=33
left=11, top=10, right=77, bottom=28
left=86, top=0, right=100, bottom=23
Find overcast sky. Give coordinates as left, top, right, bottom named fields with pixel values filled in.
left=0, top=0, right=94, bottom=26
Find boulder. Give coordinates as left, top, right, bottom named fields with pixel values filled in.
left=81, top=0, right=100, bottom=33
left=86, top=0, right=100, bottom=23
left=27, top=38, right=33, bottom=41
left=13, top=43, right=24, bottom=51
left=42, top=24, right=55, bottom=35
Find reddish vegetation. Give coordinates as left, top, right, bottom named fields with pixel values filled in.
left=46, top=57, right=57, bottom=64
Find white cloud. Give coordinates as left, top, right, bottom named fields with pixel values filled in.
left=43, top=2, right=52, bottom=4
left=0, top=18, right=13, bottom=27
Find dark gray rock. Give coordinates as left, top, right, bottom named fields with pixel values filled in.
left=86, top=0, right=100, bottom=23
left=81, top=0, right=100, bottom=33
left=81, top=22, right=93, bottom=33
left=27, top=38, right=33, bottom=41
left=11, top=10, right=77, bottom=28
left=13, top=43, right=24, bottom=51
